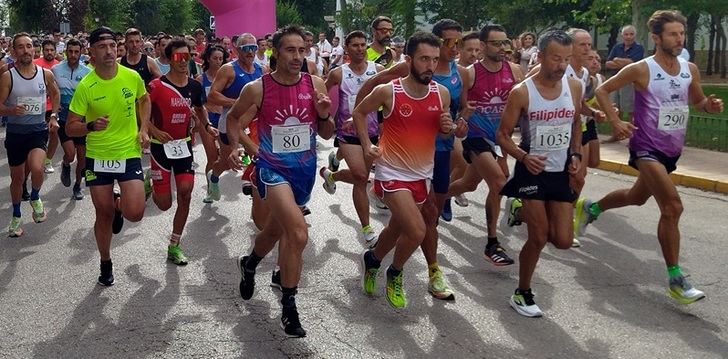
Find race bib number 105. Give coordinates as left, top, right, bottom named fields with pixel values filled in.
left=271, top=125, right=310, bottom=153
left=93, top=159, right=126, bottom=174
left=658, top=106, right=689, bottom=131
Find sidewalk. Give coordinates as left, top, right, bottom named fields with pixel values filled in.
left=596, top=135, right=728, bottom=193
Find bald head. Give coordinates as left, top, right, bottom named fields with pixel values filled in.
left=621, top=25, right=636, bottom=46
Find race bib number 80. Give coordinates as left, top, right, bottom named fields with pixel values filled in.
left=534, top=123, right=571, bottom=151
left=658, top=106, right=689, bottom=131
left=271, top=125, right=310, bottom=153
left=18, top=96, right=44, bottom=115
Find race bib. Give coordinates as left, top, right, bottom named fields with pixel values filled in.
left=94, top=159, right=126, bottom=174
left=163, top=139, right=191, bottom=159
left=17, top=96, right=44, bottom=115
left=271, top=124, right=310, bottom=153
left=348, top=95, right=357, bottom=112
left=658, top=106, right=689, bottom=131
left=534, top=123, right=571, bottom=151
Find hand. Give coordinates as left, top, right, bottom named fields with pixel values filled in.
left=206, top=125, right=219, bottom=138
left=611, top=120, right=637, bottom=140
left=568, top=156, right=581, bottom=175
left=315, top=92, right=331, bottom=118
left=522, top=154, right=547, bottom=175
left=227, top=147, right=243, bottom=171
left=460, top=100, right=477, bottom=121
left=137, top=130, right=150, bottom=149
left=48, top=119, right=59, bottom=133
left=153, top=129, right=173, bottom=144
left=593, top=110, right=606, bottom=122
left=705, top=94, right=724, bottom=114
left=364, top=143, right=382, bottom=160
left=92, top=116, right=109, bottom=131
left=454, top=117, right=468, bottom=138
left=439, top=112, right=455, bottom=134
left=11, top=105, right=24, bottom=116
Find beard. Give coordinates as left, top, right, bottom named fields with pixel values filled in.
left=411, top=65, right=432, bottom=85
left=661, top=43, right=682, bottom=57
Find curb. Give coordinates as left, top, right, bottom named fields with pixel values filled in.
left=597, top=160, right=728, bottom=194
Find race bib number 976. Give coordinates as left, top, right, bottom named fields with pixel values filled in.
left=534, top=123, right=571, bottom=151
left=17, top=96, right=44, bottom=115
left=271, top=125, right=310, bottom=153
left=658, top=106, right=689, bottom=131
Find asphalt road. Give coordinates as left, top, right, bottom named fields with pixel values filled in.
left=1, top=135, right=727, bottom=358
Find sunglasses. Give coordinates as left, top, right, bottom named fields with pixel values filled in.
left=439, top=38, right=461, bottom=48
left=238, top=44, right=258, bottom=53
left=487, top=39, right=512, bottom=47
left=144, top=47, right=154, bottom=52
left=171, top=52, right=191, bottom=62
left=376, top=28, right=393, bottom=34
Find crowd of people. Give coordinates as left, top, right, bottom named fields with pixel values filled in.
left=0, top=9, right=723, bottom=338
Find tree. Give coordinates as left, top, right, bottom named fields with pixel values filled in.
left=277, top=0, right=304, bottom=27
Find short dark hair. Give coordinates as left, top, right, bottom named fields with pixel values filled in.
left=164, top=39, right=189, bottom=59
left=202, top=45, right=229, bottom=71
left=648, top=10, right=687, bottom=36
left=537, top=29, right=573, bottom=53
left=344, top=31, right=367, bottom=46
left=479, top=24, right=507, bottom=42
left=158, top=34, right=173, bottom=44
left=12, top=32, right=31, bottom=48
left=41, top=39, right=56, bottom=49
left=272, top=25, right=306, bottom=51
left=125, top=28, right=142, bottom=39
left=461, top=31, right=480, bottom=46
left=65, top=38, right=82, bottom=50
left=371, top=16, right=392, bottom=30
left=303, top=31, right=314, bottom=39
left=405, top=31, right=440, bottom=57
left=432, top=19, right=463, bottom=38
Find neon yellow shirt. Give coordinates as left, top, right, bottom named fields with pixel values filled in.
left=264, top=48, right=273, bottom=58
left=366, top=46, right=394, bottom=68
left=69, top=65, right=146, bottom=160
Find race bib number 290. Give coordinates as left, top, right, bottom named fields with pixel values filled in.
left=658, top=106, right=689, bottom=131
left=94, top=159, right=126, bottom=174
left=271, top=125, right=310, bottom=153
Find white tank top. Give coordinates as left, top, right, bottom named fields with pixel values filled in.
left=521, top=76, right=576, bottom=172
left=4, top=64, right=48, bottom=134
left=564, top=64, right=588, bottom=99
left=337, top=61, right=378, bottom=137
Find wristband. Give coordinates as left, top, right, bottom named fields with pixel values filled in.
left=204, top=122, right=211, bottom=129
left=570, top=152, right=583, bottom=161
left=86, top=121, right=95, bottom=132
left=50, top=113, right=58, bottom=119
left=317, top=114, right=331, bottom=122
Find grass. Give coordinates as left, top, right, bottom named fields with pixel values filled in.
left=698, top=85, right=728, bottom=120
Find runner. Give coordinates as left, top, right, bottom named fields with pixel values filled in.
left=457, top=32, right=480, bottom=68
left=33, top=39, right=60, bottom=174
left=154, top=35, right=172, bottom=75
left=205, top=33, right=264, bottom=203
left=575, top=10, right=723, bottom=305
left=0, top=32, right=60, bottom=237
left=357, top=31, right=460, bottom=308
left=119, top=28, right=162, bottom=86
left=497, top=29, right=583, bottom=317
left=195, top=45, right=227, bottom=190
left=226, top=25, right=334, bottom=337
left=447, top=24, right=524, bottom=266
left=367, top=16, right=397, bottom=68
left=66, top=27, right=151, bottom=286
left=53, top=38, right=92, bottom=200
left=145, top=39, right=217, bottom=265
left=320, top=30, right=384, bottom=245
left=581, top=49, right=606, bottom=170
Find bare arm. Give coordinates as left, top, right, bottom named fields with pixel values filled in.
left=688, top=62, right=724, bottom=114
left=148, top=56, right=162, bottom=79
left=458, top=65, right=475, bottom=120
left=208, top=65, right=236, bottom=107
left=43, top=69, right=60, bottom=114
left=226, top=80, right=263, bottom=149
left=307, top=59, right=319, bottom=77
left=508, top=61, right=525, bottom=84
left=0, top=71, right=23, bottom=116
left=312, top=75, right=334, bottom=140
left=596, top=63, right=643, bottom=139
left=136, top=93, right=152, bottom=147
left=353, top=83, right=393, bottom=150
left=324, top=66, right=342, bottom=91
left=355, top=61, right=409, bottom=106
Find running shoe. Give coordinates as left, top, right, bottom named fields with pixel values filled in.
left=241, top=154, right=252, bottom=166
left=43, top=158, right=54, bottom=174
left=328, top=151, right=340, bottom=172
left=207, top=171, right=221, bottom=201
left=30, top=199, right=47, bottom=223
left=360, top=250, right=379, bottom=296
left=60, top=162, right=72, bottom=187
left=301, top=206, right=312, bottom=216
left=112, top=190, right=123, bottom=234
left=143, top=169, right=153, bottom=201
left=572, top=237, right=582, bottom=248
left=270, top=268, right=281, bottom=291
left=319, top=167, right=336, bottom=194
left=7, top=217, right=23, bottom=238
left=361, top=225, right=378, bottom=246
left=98, top=260, right=114, bottom=286
left=668, top=275, right=706, bottom=304
left=386, top=270, right=407, bottom=309
left=167, top=244, right=189, bottom=265
left=454, top=194, right=469, bottom=207
left=241, top=181, right=253, bottom=196
left=510, top=288, right=542, bottom=317
left=72, top=186, right=84, bottom=200
left=428, top=267, right=455, bottom=301
left=281, top=307, right=306, bottom=338
left=440, top=198, right=453, bottom=222
left=237, top=255, right=256, bottom=300
left=573, top=198, right=597, bottom=236
left=500, top=198, right=522, bottom=234
left=484, top=243, right=515, bottom=266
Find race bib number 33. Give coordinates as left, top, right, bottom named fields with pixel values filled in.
left=163, top=139, right=192, bottom=159
left=271, top=125, right=310, bottom=153
left=534, top=123, right=571, bottom=151
left=94, top=159, right=126, bottom=174
left=658, top=106, right=689, bottom=131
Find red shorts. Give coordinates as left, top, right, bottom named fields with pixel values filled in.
left=372, top=179, right=430, bottom=205
left=242, top=162, right=256, bottom=182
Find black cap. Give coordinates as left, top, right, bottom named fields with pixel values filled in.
left=89, top=27, right=115, bottom=45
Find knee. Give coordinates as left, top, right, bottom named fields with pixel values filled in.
left=287, top=226, right=309, bottom=250
left=155, top=197, right=172, bottom=211
left=177, top=187, right=193, bottom=203
left=661, top=200, right=683, bottom=220
left=551, top=236, right=573, bottom=250
left=350, top=169, right=369, bottom=184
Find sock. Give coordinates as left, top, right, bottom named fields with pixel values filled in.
left=428, top=262, right=440, bottom=276
left=667, top=265, right=682, bottom=280
left=386, top=265, right=402, bottom=279
left=361, top=224, right=372, bottom=233
left=364, top=250, right=381, bottom=268
left=30, top=187, right=40, bottom=201
left=210, top=174, right=220, bottom=183
left=327, top=171, right=335, bottom=182
left=73, top=183, right=81, bottom=191
left=170, top=233, right=181, bottom=246
left=281, top=286, right=298, bottom=309
left=245, top=250, right=264, bottom=271
left=588, top=202, right=602, bottom=217
left=12, top=202, right=21, bottom=217
left=486, top=236, right=499, bottom=248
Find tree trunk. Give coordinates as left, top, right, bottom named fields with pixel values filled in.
left=720, top=15, right=727, bottom=78
left=686, top=12, right=699, bottom=62
left=713, top=15, right=722, bottom=76
left=607, top=25, right=619, bottom=55
left=707, top=15, right=716, bottom=75
left=632, top=0, right=649, bottom=50
left=69, top=0, right=88, bottom=34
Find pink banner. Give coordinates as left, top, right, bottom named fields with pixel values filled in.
left=199, top=0, right=276, bottom=38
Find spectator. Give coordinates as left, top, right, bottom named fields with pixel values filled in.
left=605, top=24, right=644, bottom=138
left=514, top=31, right=537, bottom=74
left=329, top=36, right=344, bottom=68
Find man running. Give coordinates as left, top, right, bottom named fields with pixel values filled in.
left=33, top=39, right=60, bottom=174
left=206, top=33, right=264, bottom=203
left=226, top=25, right=334, bottom=337
left=575, top=10, right=723, bottom=305
left=119, top=28, right=162, bottom=86
left=457, top=32, right=481, bottom=68
left=0, top=32, right=60, bottom=237
left=497, top=29, right=583, bottom=317
left=145, top=39, right=217, bottom=265
left=367, top=16, right=397, bottom=68
left=320, top=30, right=384, bottom=245
left=357, top=31, right=459, bottom=308
left=53, top=38, right=92, bottom=200
left=154, top=35, right=172, bottom=75
left=447, top=25, right=524, bottom=266
left=66, top=27, right=151, bottom=286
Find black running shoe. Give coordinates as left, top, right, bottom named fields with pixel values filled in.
left=238, top=255, right=256, bottom=300
left=112, top=191, right=123, bottom=234
left=98, top=260, right=114, bottom=286
left=270, top=268, right=281, bottom=291
left=61, top=163, right=72, bottom=187
left=281, top=307, right=306, bottom=338
left=484, top=243, right=515, bottom=266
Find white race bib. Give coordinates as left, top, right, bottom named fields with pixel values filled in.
left=348, top=95, right=357, bottom=112
left=534, top=123, right=571, bottom=151
left=94, top=159, right=126, bottom=174
left=17, top=96, right=44, bottom=115
left=657, top=106, right=689, bottom=131
left=271, top=124, right=310, bottom=153
left=163, top=139, right=191, bottom=159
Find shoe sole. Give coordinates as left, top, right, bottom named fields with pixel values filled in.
left=168, top=257, right=189, bottom=266
left=454, top=197, right=469, bottom=207
left=319, top=168, right=336, bottom=194
left=668, top=290, right=706, bottom=305
left=97, top=279, right=115, bottom=287
left=33, top=213, right=47, bottom=224
left=509, top=297, right=542, bottom=317
left=429, top=289, right=455, bottom=301
left=8, top=228, right=24, bottom=238
left=279, top=322, right=307, bottom=338
left=483, top=253, right=515, bottom=266
left=270, top=283, right=282, bottom=291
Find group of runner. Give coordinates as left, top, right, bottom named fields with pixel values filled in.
left=0, top=9, right=723, bottom=338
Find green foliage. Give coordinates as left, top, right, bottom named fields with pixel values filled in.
left=277, top=1, right=304, bottom=28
